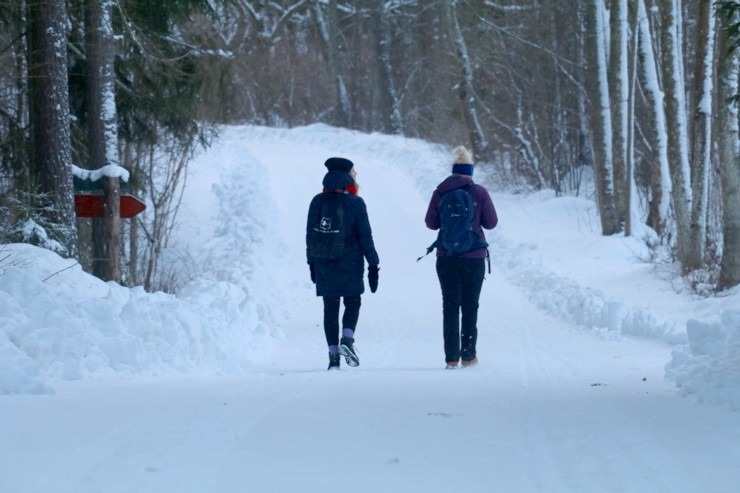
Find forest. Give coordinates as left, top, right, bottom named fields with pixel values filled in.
left=1, top=0, right=740, bottom=293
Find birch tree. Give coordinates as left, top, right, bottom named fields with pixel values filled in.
left=373, top=2, right=403, bottom=135
left=686, top=0, right=715, bottom=272
left=588, top=0, right=620, bottom=235
left=26, top=0, right=78, bottom=256
left=313, top=0, right=351, bottom=128
left=658, top=0, right=692, bottom=271
left=608, top=0, right=629, bottom=228
left=716, top=7, right=740, bottom=290
left=442, top=0, right=489, bottom=161
left=637, top=0, right=670, bottom=235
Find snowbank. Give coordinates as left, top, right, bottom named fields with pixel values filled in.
left=666, top=309, right=740, bottom=410
left=0, top=244, right=272, bottom=395
left=491, top=232, right=686, bottom=344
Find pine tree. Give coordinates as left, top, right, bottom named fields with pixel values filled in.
left=26, top=0, right=78, bottom=256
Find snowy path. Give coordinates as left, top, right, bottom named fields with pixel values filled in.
left=2, top=126, right=740, bottom=492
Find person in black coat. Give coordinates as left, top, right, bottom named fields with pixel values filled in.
left=306, top=157, right=380, bottom=370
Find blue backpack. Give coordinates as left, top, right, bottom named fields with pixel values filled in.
left=418, top=185, right=488, bottom=259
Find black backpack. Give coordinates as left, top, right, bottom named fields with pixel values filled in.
left=307, top=195, right=348, bottom=259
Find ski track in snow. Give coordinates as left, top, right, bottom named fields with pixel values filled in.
left=2, top=125, right=740, bottom=492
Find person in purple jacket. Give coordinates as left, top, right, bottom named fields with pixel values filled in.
left=424, top=146, right=498, bottom=369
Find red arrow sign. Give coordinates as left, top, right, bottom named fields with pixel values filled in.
left=75, top=194, right=146, bottom=218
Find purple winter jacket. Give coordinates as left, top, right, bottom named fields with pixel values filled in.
left=424, top=175, right=498, bottom=259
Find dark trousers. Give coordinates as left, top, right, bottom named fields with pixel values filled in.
left=436, top=257, right=485, bottom=363
left=323, top=296, right=361, bottom=347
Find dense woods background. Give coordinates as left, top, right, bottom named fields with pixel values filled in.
left=1, top=0, right=740, bottom=293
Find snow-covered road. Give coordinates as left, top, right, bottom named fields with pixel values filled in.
left=4, top=322, right=738, bottom=492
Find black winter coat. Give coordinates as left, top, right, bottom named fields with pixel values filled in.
left=306, top=171, right=379, bottom=297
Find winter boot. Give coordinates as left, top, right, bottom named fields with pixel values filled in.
left=328, top=353, right=341, bottom=370
left=461, top=357, right=479, bottom=368
left=339, top=337, right=359, bottom=367
left=445, top=361, right=459, bottom=369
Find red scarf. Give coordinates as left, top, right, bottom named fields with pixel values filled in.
left=323, top=183, right=358, bottom=195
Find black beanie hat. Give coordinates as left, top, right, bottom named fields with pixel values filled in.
left=324, top=157, right=354, bottom=173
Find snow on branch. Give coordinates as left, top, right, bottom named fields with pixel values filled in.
left=483, top=1, right=537, bottom=12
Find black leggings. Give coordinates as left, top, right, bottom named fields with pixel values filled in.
left=436, top=257, right=485, bottom=362
left=323, top=296, right=361, bottom=346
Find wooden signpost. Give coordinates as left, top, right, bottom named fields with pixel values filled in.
left=73, top=176, right=145, bottom=218
left=74, top=194, right=146, bottom=218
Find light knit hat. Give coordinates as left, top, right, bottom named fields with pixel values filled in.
left=452, top=146, right=474, bottom=176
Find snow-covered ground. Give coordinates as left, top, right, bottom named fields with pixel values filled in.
left=1, top=125, right=739, bottom=492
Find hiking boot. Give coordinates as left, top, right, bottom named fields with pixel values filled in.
left=445, top=361, right=459, bottom=369
left=328, top=353, right=341, bottom=370
left=461, top=357, right=479, bottom=368
left=339, top=337, right=359, bottom=367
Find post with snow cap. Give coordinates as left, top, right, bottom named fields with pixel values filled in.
left=103, top=171, right=120, bottom=282
left=73, top=165, right=145, bottom=283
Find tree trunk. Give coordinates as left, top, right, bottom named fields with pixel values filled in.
left=658, top=0, right=693, bottom=271
left=313, top=0, right=350, bottom=128
left=716, top=11, right=740, bottom=290
left=577, top=3, right=593, bottom=198
left=373, top=3, right=403, bottom=135
left=123, top=141, right=138, bottom=285
left=637, top=0, right=670, bottom=236
left=686, top=0, right=715, bottom=272
left=26, top=0, right=78, bottom=256
left=442, top=0, right=489, bottom=161
left=625, top=0, right=638, bottom=236
left=102, top=175, right=121, bottom=281
left=608, top=0, right=628, bottom=228
left=86, top=0, right=121, bottom=282
left=587, top=0, right=620, bottom=235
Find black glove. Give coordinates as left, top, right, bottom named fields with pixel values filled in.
left=309, top=263, right=316, bottom=283
left=368, top=265, right=379, bottom=293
